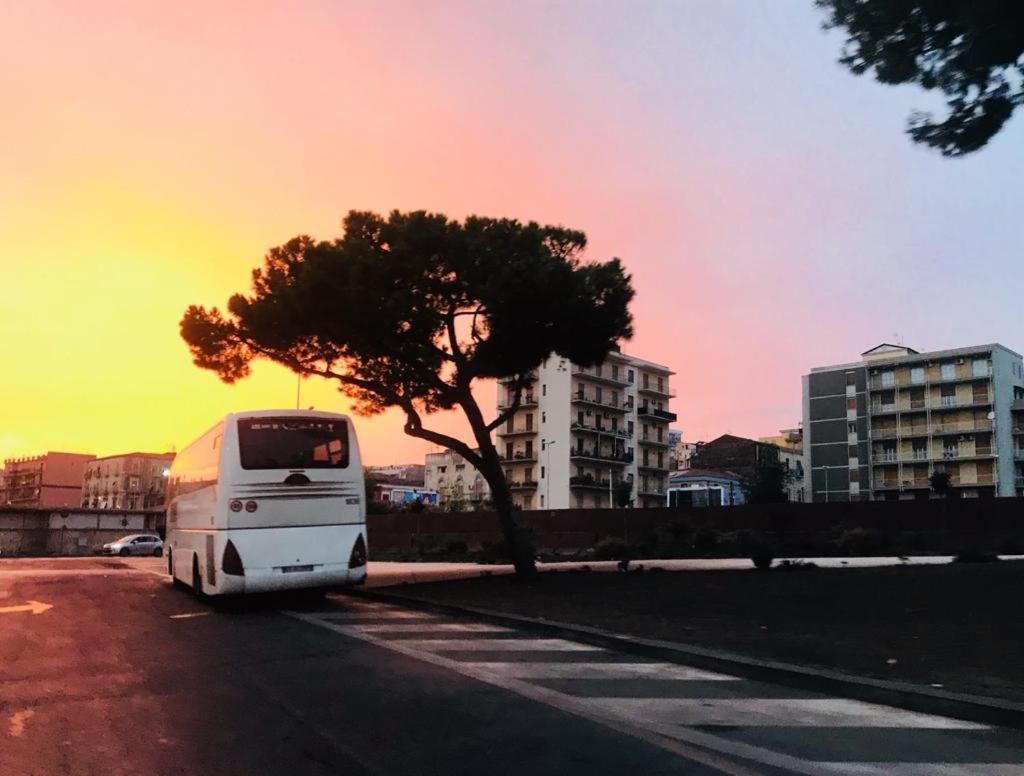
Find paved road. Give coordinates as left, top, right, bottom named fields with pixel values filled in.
left=3, top=557, right=1024, bottom=775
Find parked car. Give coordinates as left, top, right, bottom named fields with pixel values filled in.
left=100, top=534, right=164, bottom=557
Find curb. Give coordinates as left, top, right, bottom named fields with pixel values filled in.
left=341, top=586, right=1024, bottom=731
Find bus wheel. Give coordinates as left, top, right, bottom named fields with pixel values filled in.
left=192, top=557, right=205, bottom=600
left=169, top=552, right=186, bottom=589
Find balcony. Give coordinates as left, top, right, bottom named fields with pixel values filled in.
left=638, top=384, right=676, bottom=399
left=637, top=406, right=677, bottom=423
left=874, top=451, right=897, bottom=463
left=569, top=474, right=614, bottom=490
left=931, top=394, right=992, bottom=411
left=507, top=480, right=538, bottom=490
left=932, top=421, right=993, bottom=436
left=871, top=403, right=897, bottom=415
left=499, top=452, right=537, bottom=463
left=498, top=370, right=538, bottom=384
left=571, top=422, right=631, bottom=439
left=497, top=395, right=538, bottom=410
left=496, top=425, right=538, bottom=437
left=572, top=366, right=631, bottom=386
left=569, top=449, right=633, bottom=465
left=638, top=487, right=666, bottom=498
left=872, top=427, right=898, bottom=440
left=637, top=461, right=669, bottom=472
left=571, top=393, right=629, bottom=413
left=1016, top=476, right=1024, bottom=489
left=638, top=435, right=670, bottom=447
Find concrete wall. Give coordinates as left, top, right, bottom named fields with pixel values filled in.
left=367, top=498, right=1024, bottom=559
left=0, top=508, right=161, bottom=556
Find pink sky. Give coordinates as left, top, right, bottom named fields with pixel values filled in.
left=3, top=1, right=1023, bottom=466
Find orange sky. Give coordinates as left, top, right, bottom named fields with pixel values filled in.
left=4, top=2, right=1022, bottom=467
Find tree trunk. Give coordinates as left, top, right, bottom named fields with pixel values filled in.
left=469, top=437, right=535, bottom=578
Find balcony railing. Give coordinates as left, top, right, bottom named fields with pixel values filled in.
left=506, top=480, right=538, bottom=490
left=572, top=366, right=631, bottom=386
left=637, top=406, right=678, bottom=423
left=874, top=451, right=897, bottom=463
left=638, top=487, right=666, bottom=497
left=571, top=393, right=629, bottom=412
left=871, top=403, right=897, bottom=414
left=569, top=449, right=633, bottom=465
left=1016, top=476, right=1024, bottom=489
left=498, top=452, right=537, bottom=463
left=498, top=370, right=538, bottom=384
left=569, top=475, right=615, bottom=489
left=571, top=422, right=631, bottom=439
left=638, top=435, right=670, bottom=447
left=932, top=421, right=993, bottom=435
left=638, top=385, right=676, bottom=398
left=496, top=395, right=538, bottom=410
left=637, top=461, right=669, bottom=471
left=497, top=425, right=537, bottom=436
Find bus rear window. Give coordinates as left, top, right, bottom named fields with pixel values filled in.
left=238, top=417, right=349, bottom=470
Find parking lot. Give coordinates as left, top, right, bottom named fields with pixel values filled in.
left=4, top=556, right=1024, bottom=776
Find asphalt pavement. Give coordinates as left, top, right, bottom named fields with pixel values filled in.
left=2, top=557, right=1023, bottom=775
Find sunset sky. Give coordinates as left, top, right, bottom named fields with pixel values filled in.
left=2, top=1, right=1023, bottom=467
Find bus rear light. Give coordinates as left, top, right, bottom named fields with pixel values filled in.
left=245, top=500, right=258, bottom=512
left=349, top=534, right=367, bottom=568
left=222, top=540, right=245, bottom=576
left=229, top=499, right=243, bottom=512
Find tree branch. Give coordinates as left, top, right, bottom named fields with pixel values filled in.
left=486, top=377, right=525, bottom=432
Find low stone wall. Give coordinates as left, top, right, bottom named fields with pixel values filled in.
left=367, top=497, right=1024, bottom=561
left=0, top=508, right=162, bottom=557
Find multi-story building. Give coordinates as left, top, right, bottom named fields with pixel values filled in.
left=804, top=343, right=1024, bottom=501
left=1013, top=395, right=1024, bottom=496
left=1, top=452, right=96, bottom=508
left=81, top=452, right=175, bottom=510
left=495, top=350, right=676, bottom=510
left=424, top=449, right=492, bottom=510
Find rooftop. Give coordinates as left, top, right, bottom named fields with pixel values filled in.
left=810, top=343, right=1021, bottom=373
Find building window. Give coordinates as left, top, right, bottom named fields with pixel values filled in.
left=849, top=469, right=859, bottom=483
left=542, top=384, right=546, bottom=396
left=847, top=398, right=857, bottom=410
left=846, top=372, right=856, bottom=386
left=848, top=422, right=857, bottom=435
left=972, top=359, right=989, bottom=378
left=612, top=365, right=619, bottom=380
left=941, top=363, right=956, bottom=380
left=525, top=413, right=534, bottom=430
left=541, top=411, right=546, bottom=423
left=540, top=466, right=545, bottom=479
left=910, top=367, right=924, bottom=384
left=628, top=369, right=634, bottom=383
left=880, top=371, right=894, bottom=387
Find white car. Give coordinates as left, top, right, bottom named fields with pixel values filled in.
left=101, top=534, right=164, bottom=557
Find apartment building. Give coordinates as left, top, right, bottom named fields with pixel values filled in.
left=803, top=343, right=1024, bottom=501
left=1, top=452, right=96, bottom=508
left=81, top=452, right=175, bottom=510
left=424, top=449, right=492, bottom=509
left=495, top=350, right=676, bottom=509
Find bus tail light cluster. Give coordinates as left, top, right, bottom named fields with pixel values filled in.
left=245, top=500, right=258, bottom=512
left=229, top=499, right=243, bottom=512
left=222, top=540, right=245, bottom=576
left=349, top=534, right=367, bottom=569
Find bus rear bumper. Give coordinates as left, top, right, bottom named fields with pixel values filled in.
left=219, top=563, right=366, bottom=594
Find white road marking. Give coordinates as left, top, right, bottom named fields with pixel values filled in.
left=394, top=638, right=602, bottom=652
left=816, top=765, right=1024, bottom=775
left=581, top=697, right=989, bottom=730
left=356, top=623, right=511, bottom=633
left=169, top=612, right=209, bottom=620
left=466, top=662, right=740, bottom=681
left=316, top=610, right=440, bottom=620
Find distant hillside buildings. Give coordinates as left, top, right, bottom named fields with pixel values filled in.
left=804, top=343, right=1024, bottom=501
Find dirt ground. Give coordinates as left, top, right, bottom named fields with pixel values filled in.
left=389, top=559, right=1024, bottom=703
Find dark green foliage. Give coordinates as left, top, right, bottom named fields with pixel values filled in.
left=817, top=1, right=1024, bottom=156
left=613, top=479, right=633, bottom=508
left=745, top=464, right=789, bottom=505
left=180, top=209, right=634, bottom=577
left=930, top=470, right=952, bottom=497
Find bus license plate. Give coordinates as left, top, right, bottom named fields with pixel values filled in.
left=281, top=564, right=314, bottom=573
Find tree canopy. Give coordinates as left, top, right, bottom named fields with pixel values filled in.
left=817, top=1, right=1024, bottom=156
left=181, top=209, right=635, bottom=575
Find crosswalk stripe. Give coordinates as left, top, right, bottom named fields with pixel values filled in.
left=814, top=765, right=1024, bottom=775
left=396, top=638, right=603, bottom=652
left=465, top=662, right=741, bottom=681
left=580, top=698, right=989, bottom=730
left=355, top=623, right=512, bottom=633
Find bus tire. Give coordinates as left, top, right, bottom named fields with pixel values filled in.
left=192, top=557, right=206, bottom=600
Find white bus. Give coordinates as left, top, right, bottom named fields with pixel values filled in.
left=165, top=410, right=367, bottom=596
